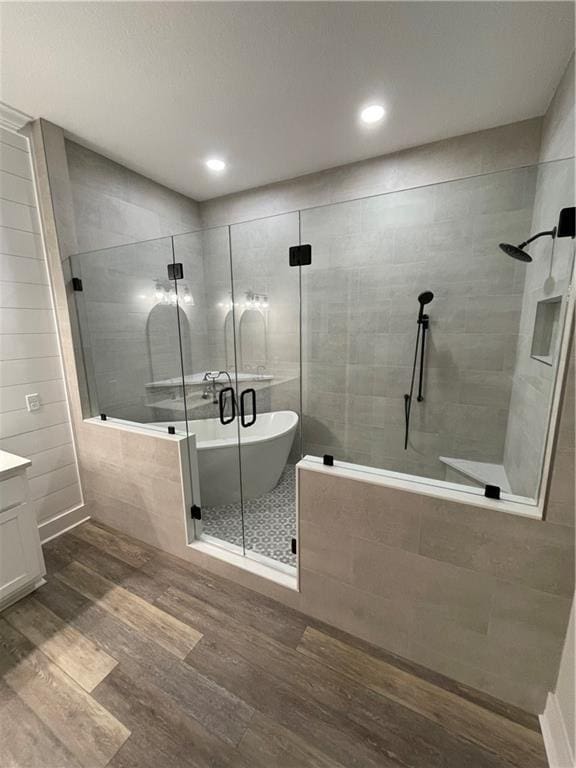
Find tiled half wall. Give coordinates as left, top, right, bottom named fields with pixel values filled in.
left=298, top=463, right=574, bottom=714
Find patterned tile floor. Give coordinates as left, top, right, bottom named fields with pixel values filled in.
left=203, top=464, right=296, bottom=566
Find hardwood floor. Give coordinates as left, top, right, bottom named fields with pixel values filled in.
left=0, top=520, right=549, bottom=768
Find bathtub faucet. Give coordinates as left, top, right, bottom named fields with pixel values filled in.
left=202, top=370, right=233, bottom=404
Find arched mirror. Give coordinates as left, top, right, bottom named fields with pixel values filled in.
left=146, top=304, right=192, bottom=382
left=239, top=308, right=267, bottom=371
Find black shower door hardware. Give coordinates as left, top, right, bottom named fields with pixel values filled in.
left=484, top=484, right=501, bottom=500
left=218, top=386, right=236, bottom=425
left=240, top=388, right=257, bottom=428
left=72, top=277, right=83, bottom=291
left=167, top=262, right=183, bottom=280
left=289, top=243, right=312, bottom=266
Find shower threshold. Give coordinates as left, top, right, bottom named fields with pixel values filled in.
left=188, top=535, right=298, bottom=591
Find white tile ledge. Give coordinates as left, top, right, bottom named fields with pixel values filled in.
left=439, top=456, right=512, bottom=493
left=84, top=415, right=186, bottom=442
left=298, top=456, right=541, bottom=521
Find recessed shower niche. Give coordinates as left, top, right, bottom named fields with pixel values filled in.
left=531, top=296, right=563, bottom=365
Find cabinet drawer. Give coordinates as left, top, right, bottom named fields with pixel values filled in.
left=0, top=475, right=27, bottom=512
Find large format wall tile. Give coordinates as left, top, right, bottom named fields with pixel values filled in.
left=298, top=465, right=574, bottom=713
left=419, top=500, right=574, bottom=596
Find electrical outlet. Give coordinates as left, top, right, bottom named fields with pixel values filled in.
left=25, top=393, right=41, bottom=412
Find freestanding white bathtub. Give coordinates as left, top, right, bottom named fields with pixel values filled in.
left=151, top=410, right=298, bottom=508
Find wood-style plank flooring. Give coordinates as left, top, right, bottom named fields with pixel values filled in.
left=0, top=520, right=549, bottom=768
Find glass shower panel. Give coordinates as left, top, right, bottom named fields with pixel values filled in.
left=172, top=227, right=245, bottom=552
left=70, top=237, right=186, bottom=432
left=299, top=163, right=573, bottom=501
left=230, top=212, right=301, bottom=567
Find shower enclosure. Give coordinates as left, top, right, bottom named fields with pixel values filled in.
left=72, top=213, right=303, bottom=570
left=70, top=157, right=574, bottom=571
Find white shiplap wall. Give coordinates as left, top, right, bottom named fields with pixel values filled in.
left=0, top=124, right=83, bottom=529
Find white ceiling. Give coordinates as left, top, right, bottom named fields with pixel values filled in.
left=1, top=2, right=573, bottom=201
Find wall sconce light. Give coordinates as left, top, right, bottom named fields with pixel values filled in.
left=182, top=286, right=194, bottom=305
left=153, top=280, right=194, bottom=306
left=154, top=281, right=166, bottom=303
left=245, top=290, right=269, bottom=309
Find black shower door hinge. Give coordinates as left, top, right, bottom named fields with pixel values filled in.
left=291, top=538, right=297, bottom=555
left=484, top=485, right=501, bottom=500
left=71, top=277, right=83, bottom=291
left=167, top=262, right=184, bottom=280
left=190, top=505, right=202, bottom=520
left=289, top=244, right=312, bottom=267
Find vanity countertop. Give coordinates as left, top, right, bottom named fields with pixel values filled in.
left=0, top=450, right=31, bottom=481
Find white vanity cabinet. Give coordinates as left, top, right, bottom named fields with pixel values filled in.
left=0, top=450, right=46, bottom=610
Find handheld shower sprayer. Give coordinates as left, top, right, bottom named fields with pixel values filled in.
left=404, top=291, right=434, bottom=450
left=417, top=290, right=434, bottom=321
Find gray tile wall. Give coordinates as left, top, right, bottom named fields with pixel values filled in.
left=66, top=141, right=202, bottom=252
left=200, top=119, right=542, bottom=228
left=63, top=140, right=203, bottom=422
left=503, top=57, right=575, bottom=498
left=300, top=168, right=537, bottom=481
left=197, top=117, right=554, bottom=493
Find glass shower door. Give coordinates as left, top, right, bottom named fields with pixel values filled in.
left=172, top=228, right=245, bottom=552
left=230, top=212, right=302, bottom=567
left=70, top=236, right=188, bottom=429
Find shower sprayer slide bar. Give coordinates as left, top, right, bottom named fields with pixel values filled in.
left=417, top=311, right=429, bottom=402
left=404, top=291, right=434, bottom=450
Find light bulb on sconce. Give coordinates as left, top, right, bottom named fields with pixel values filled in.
left=245, top=290, right=269, bottom=310
left=154, top=281, right=167, bottom=303
left=182, top=286, right=194, bottom=305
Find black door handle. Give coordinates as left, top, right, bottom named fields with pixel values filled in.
left=218, top=386, right=236, bottom=425
left=240, top=388, right=257, bottom=428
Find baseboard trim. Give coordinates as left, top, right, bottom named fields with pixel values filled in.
left=39, top=504, right=90, bottom=544
left=540, top=691, right=575, bottom=768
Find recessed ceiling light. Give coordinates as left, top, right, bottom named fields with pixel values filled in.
left=205, top=158, right=226, bottom=172
left=360, top=104, right=385, bottom=124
